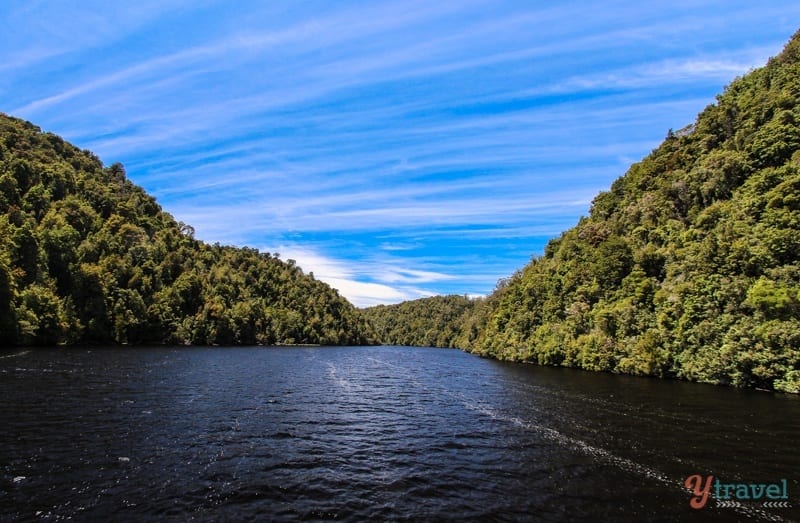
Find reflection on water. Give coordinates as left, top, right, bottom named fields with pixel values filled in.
left=1, top=346, right=798, bottom=521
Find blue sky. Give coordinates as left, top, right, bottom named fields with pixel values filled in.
left=2, top=2, right=799, bottom=306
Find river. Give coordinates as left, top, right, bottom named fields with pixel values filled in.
left=1, top=346, right=798, bottom=521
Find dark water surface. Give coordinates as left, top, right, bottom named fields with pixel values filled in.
left=0, top=346, right=798, bottom=522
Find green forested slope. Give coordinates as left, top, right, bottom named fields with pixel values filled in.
left=363, top=294, right=477, bottom=348
left=469, top=30, right=800, bottom=392
left=0, top=114, right=373, bottom=346
left=365, top=30, right=800, bottom=393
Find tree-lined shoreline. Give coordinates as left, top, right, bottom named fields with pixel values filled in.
left=3, top=31, right=800, bottom=393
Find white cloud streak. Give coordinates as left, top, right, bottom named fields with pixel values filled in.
left=268, top=244, right=440, bottom=307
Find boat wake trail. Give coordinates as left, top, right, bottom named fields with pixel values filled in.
left=457, top=396, right=785, bottom=522
left=0, top=350, right=30, bottom=359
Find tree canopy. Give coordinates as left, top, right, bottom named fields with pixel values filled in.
left=365, top=29, right=800, bottom=393
left=363, top=294, right=477, bottom=348
left=0, top=114, right=374, bottom=346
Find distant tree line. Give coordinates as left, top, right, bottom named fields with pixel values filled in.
left=362, top=294, right=477, bottom=348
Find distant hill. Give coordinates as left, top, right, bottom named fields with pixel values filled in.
left=363, top=294, right=477, bottom=348
left=368, top=29, right=800, bottom=393
left=0, top=114, right=374, bottom=346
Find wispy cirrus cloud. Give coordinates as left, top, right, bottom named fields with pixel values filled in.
left=3, top=1, right=799, bottom=305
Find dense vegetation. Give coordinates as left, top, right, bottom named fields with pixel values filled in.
left=368, top=30, right=800, bottom=393
left=363, top=294, right=477, bottom=348
left=0, top=114, right=374, bottom=346
left=4, top=31, right=800, bottom=393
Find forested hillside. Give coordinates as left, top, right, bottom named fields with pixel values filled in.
left=469, top=29, right=800, bottom=392
left=373, top=30, right=800, bottom=393
left=363, top=294, right=477, bottom=348
left=0, top=114, right=374, bottom=346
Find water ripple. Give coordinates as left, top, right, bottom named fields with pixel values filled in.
left=0, top=346, right=798, bottom=522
